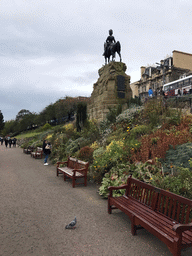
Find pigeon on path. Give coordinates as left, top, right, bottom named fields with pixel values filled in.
left=65, top=217, right=77, bottom=229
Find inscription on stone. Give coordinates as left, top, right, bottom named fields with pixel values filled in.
left=118, top=91, right=125, bottom=98
left=117, top=75, right=125, bottom=91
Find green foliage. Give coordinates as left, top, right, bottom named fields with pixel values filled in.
left=80, top=119, right=100, bottom=143
left=143, top=99, right=163, bottom=128
left=126, top=97, right=141, bottom=107
left=106, top=107, right=117, bottom=124
left=164, top=108, right=182, bottom=126
left=131, top=162, right=160, bottom=182
left=15, top=109, right=32, bottom=121
left=98, top=162, right=161, bottom=198
left=130, top=124, right=149, bottom=138
left=41, top=123, right=52, bottom=131
left=2, top=120, right=16, bottom=136
left=99, top=164, right=132, bottom=198
left=93, top=146, right=105, bottom=158
left=160, top=142, right=192, bottom=173
left=31, top=140, right=43, bottom=148
left=116, top=106, right=143, bottom=124
left=92, top=140, right=125, bottom=183
left=99, top=162, right=192, bottom=200
left=76, top=102, right=87, bottom=131
left=49, top=133, right=68, bottom=163
left=151, top=167, right=192, bottom=199
left=105, top=104, right=123, bottom=124
left=14, top=91, right=192, bottom=203
left=0, top=111, right=4, bottom=131
left=65, top=137, right=85, bottom=155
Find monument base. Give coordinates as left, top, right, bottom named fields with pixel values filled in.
left=87, top=62, right=132, bottom=123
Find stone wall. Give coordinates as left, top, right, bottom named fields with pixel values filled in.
left=87, top=62, right=132, bottom=122
left=173, top=50, right=192, bottom=71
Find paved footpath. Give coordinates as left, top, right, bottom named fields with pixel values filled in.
left=0, top=145, right=192, bottom=256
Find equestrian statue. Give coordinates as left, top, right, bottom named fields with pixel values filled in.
left=103, top=29, right=122, bottom=65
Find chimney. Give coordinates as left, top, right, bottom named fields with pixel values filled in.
left=140, top=66, right=145, bottom=77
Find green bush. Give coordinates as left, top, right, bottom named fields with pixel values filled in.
left=116, top=106, right=143, bottom=124
left=92, top=140, right=125, bottom=183
left=151, top=167, right=192, bottom=199
left=160, top=142, right=192, bottom=173
left=98, top=162, right=161, bottom=198
left=131, top=162, right=161, bottom=182
left=65, top=137, right=85, bottom=155
left=81, top=119, right=100, bottom=143
left=106, top=107, right=118, bottom=124
left=93, top=147, right=105, bottom=158
left=98, top=161, right=192, bottom=200
left=164, top=109, right=182, bottom=126
left=127, top=97, right=141, bottom=107
left=130, top=124, right=149, bottom=138
left=99, top=164, right=132, bottom=198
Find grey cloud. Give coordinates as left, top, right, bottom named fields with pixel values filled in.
left=0, top=0, right=192, bottom=121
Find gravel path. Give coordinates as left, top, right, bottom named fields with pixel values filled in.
left=0, top=145, right=191, bottom=256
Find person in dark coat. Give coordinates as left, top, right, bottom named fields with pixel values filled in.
left=9, top=138, right=12, bottom=148
left=5, top=138, right=8, bottom=147
left=43, top=140, right=51, bottom=165
left=12, top=138, right=17, bottom=147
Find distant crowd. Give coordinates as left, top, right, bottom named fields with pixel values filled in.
left=0, top=137, right=17, bottom=148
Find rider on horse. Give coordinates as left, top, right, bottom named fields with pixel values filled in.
left=103, top=29, right=116, bottom=56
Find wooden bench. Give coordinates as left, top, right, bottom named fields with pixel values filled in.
left=56, top=157, right=89, bottom=188
left=31, top=147, right=43, bottom=159
left=23, top=146, right=34, bottom=154
left=108, top=175, right=192, bottom=256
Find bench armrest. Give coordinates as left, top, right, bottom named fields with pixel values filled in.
left=172, top=223, right=192, bottom=234
left=108, top=184, right=129, bottom=197
left=57, top=161, right=68, bottom=167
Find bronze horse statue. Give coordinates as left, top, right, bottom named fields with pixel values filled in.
left=103, top=41, right=122, bottom=64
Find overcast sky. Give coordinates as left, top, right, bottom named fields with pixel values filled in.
left=0, top=0, right=192, bottom=121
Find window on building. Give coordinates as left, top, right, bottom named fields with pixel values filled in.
left=184, top=79, right=190, bottom=87
left=178, top=81, right=184, bottom=87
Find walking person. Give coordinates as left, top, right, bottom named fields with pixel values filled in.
left=9, top=138, right=12, bottom=148
left=5, top=138, right=8, bottom=148
left=148, top=87, right=153, bottom=98
left=43, top=140, right=51, bottom=166
left=12, top=138, right=17, bottom=147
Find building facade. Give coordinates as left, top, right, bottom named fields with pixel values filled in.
left=131, top=50, right=192, bottom=100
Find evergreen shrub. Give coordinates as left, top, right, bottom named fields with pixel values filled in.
left=160, top=142, right=192, bottom=173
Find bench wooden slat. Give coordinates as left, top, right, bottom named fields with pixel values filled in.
left=58, top=167, right=84, bottom=177
left=56, top=157, right=89, bottom=188
left=111, top=195, right=192, bottom=247
left=186, top=206, right=191, bottom=224
left=110, top=198, right=173, bottom=241
left=108, top=176, right=192, bottom=256
left=172, top=199, right=177, bottom=220
left=168, top=198, right=173, bottom=218
left=31, top=147, right=43, bottom=159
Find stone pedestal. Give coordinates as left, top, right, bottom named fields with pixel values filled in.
left=87, top=62, right=132, bottom=122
